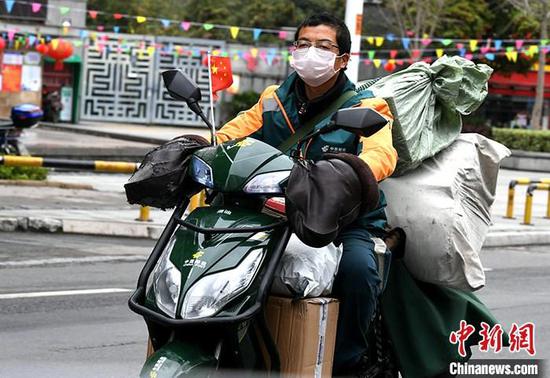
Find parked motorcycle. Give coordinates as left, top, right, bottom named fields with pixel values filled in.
left=0, top=104, right=43, bottom=155
left=128, top=70, right=397, bottom=377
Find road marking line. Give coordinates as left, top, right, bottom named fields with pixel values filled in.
left=0, top=288, right=133, bottom=299
left=0, top=255, right=147, bottom=268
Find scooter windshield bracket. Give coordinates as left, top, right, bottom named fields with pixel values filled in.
left=175, top=219, right=287, bottom=234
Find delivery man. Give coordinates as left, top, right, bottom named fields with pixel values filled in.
left=216, top=12, right=397, bottom=376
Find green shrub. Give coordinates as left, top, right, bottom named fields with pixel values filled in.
left=491, top=128, right=550, bottom=153
left=0, top=165, right=48, bottom=180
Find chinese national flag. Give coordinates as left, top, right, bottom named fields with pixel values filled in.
left=210, top=56, right=233, bottom=100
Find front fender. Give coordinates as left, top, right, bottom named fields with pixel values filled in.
left=140, top=340, right=217, bottom=378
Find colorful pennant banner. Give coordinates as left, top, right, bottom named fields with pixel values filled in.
left=5, top=0, right=550, bottom=53
left=2, top=26, right=548, bottom=70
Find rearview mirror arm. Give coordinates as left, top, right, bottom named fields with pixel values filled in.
left=189, top=101, right=216, bottom=147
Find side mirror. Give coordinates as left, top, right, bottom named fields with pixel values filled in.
left=330, top=107, right=388, bottom=138
left=162, top=69, right=203, bottom=115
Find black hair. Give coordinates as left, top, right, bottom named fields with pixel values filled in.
left=294, top=12, right=352, bottom=55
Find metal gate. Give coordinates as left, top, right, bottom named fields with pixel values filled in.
left=152, top=37, right=224, bottom=126
left=80, top=34, right=224, bottom=126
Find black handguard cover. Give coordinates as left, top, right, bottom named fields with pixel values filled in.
left=285, top=153, right=379, bottom=248
left=124, top=134, right=209, bottom=209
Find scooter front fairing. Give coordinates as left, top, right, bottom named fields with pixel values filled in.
left=145, top=205, right=288, bottom=321
left=131, top=201, right=290, bottom=376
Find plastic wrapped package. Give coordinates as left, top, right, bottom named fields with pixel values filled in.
left=271, top=234, right=343, bottom=298
left=360, top=56, right=493, bottom=175
left=379, top=134, right=510, bottom=291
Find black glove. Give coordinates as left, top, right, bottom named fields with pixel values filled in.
left=323, top=153, right=379, bottom=214
left=175, top=134, right=209, bottom=146
left=285, top=153, right=379, bottom=248
left=124, top=134, right=210, bottom=209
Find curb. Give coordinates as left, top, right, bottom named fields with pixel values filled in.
left=500, top=150, right=550, bottom=173
left=483, top=230, right=550, bottom=248
left=1, top=215, right=550, bottom=247
left=0, top=180, right=95, bottom=190
left=0, top=216, right=163, bottom=239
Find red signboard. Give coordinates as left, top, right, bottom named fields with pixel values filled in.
left=489, top=71, right=550, bottom=98
left=1, top=64, right=22, bottom=92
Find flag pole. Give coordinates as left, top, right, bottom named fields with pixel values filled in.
left=207, top=51, right=217, bottom=146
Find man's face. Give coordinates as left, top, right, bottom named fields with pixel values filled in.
left=296, top=25, right=349, bottom=71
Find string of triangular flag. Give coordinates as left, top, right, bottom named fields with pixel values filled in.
left=1, top=0, right=291, bottom=41
left=3, top=0, right=550, bottom=49
left=0, top=27, right=540, bottom=68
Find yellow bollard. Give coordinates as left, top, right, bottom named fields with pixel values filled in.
left=188, top=191, right=206, bottom=212
left=522, top=183, right=550, bottom=225
left=136, top=206, right=151, bottom=222
left=506, top=186, right=515, bottom=218
left=505, top=178, right=542, bottom=219
left=523, top=193, right=534, bottom=225
left=188, top=194, right=200, bottom=212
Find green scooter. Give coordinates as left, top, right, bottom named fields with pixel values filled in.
left=128, top=70, right=390, bottom=377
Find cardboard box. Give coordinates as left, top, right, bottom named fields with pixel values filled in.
left=265, top=296, right=339, bottom=378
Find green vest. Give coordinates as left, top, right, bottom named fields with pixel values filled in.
left=251, top=72, right=375, bottom=161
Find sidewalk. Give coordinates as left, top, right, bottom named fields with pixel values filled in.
left=40, top=121, right=211, bottom=145
left=1, top=120, right=549, bottom=247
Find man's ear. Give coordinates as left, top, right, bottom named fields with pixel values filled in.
left=340, top=53, right=350, bottom=69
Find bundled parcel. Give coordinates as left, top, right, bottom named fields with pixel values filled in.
left=360, top=56, right=510, bottom=291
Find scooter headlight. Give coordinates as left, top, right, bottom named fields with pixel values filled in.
left=243, top=171, right=290, bottom=194
left=189, top=155, right=214, bottom=188
left=181, top=248, right=264, bottom=319
left=147, top=236, right=181, bottom=318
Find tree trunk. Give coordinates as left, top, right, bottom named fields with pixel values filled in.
left=531, top=4, right=548, bottom=130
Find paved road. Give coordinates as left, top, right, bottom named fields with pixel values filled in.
left=0, top=233, right=547, bottom=377
left=473, top=244, right=550, bottom=361
left=0, top=233, right=154, bottom=378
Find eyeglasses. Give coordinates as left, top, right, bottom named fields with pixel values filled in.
left=293, top=39, right=339, bottom=52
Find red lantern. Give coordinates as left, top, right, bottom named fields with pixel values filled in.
left=46, top=39, right=73, bottom=71
left=0, top=38, right=5, bottom=51
left=384, top=60, right=396, bottom=72
left=36, top=43, right=49, bottom=55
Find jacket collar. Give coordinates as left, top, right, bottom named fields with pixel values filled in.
left=276, top=71, right=356, bottom=100
left=275, top=72, right=360, bottom=125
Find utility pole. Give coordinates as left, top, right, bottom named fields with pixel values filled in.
left=531, top=3, right=549, bottom=130
left=344, top=0, right=365, bottom=83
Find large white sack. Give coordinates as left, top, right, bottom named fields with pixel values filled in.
left=380, top=134, right=510, bottom=291
left=271, top=234, right=342, bottom=298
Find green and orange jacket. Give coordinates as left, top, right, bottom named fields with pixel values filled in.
left=216, top=72, right=397, bottom=182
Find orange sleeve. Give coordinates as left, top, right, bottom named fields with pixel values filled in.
left=216, top=85, right=278, bottom=144
left=357, top=98, right=398, bottom=181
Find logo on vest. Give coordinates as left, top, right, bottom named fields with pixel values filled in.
left=321, top=145, right=346, bottom=153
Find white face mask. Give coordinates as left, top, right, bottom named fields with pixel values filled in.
left=290, top=47, right=343, bottom=87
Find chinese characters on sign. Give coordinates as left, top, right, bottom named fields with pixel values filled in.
left=450, top=321, right=536, bottom=357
